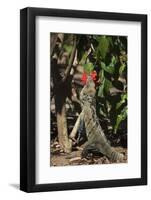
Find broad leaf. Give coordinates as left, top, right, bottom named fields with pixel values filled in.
left=113, top=107, right=127, bottom=134
left=116, top=93, right=127, bottom=110
left=83, top=62, right=94, bottom=73
left=101, top=62, right=115, bottom=74
left=97, top=36, right=110, bottom=60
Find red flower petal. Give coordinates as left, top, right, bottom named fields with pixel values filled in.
left=90, top=71, right=97, bottom=81
left=81, top=72, right=87, bottom=84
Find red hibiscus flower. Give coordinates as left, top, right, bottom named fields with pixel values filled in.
left=81, top=70, right=98, bottom=85
left=90, top=71, right=97, bottom=81
left=81, top=72, right=88, bottom=84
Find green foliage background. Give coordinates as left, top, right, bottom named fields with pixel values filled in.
left=76, top=34, right=127, bottom=135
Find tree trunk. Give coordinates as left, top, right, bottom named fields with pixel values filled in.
left=51, top=34, right=77, bottom=153
left=55, top=87, right=72, bottom=153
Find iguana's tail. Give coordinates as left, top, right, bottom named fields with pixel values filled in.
left=110, top=150, right=124, bottom=162
left=82, top=137, right=124, bottom=162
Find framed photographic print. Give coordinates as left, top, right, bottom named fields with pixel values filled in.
left=20, top=7, right=147, bottom=192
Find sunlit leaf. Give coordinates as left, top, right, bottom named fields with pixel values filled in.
left=63, top=44, right=72, bottom=54
left=98, top=80, right=105, bottom=97
left=119, top=63, right=126, bottom=75
left=113, top=107, right=127, bottom=134
left=83, top=62, right=94, bottom=73
left=101, top=62, right=115, bottom=74
left=79, top=52, right=88, bottom=65
left=116, top=94, right=127, bottom=110
left=97, top=36, right=110, bottom=60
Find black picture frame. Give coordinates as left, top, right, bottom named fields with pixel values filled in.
left=20, top=7, right=147, bottom=193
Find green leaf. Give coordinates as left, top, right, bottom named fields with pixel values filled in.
left=111, top=55, right=117, bottom=66
left=104, top=79, right=112, bottom=94
left=113, top=107, right=127, bottom=134
left=119, top=63, right=126, bottom=75
left=63, top=44, right=72, bottom=54
left=116, top=93, right=127, bottom=109
left=83, top=62, right=94, bottom=73
left=101, top=62, right=115, bottom=74
left=97, top=77, right=112, bottom=97
left=96, top=36, right=110, bottom=60
left=112, top=80, right=124, bottom=90
left=79, top=52, right=88, bottom=65
left=98, top=80, right=105, bottom=97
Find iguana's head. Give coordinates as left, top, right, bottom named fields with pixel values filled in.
left=80, top=76, right=96, bottom=104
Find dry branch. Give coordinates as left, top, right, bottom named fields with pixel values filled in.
left=69, top=111, right=83, bottom=139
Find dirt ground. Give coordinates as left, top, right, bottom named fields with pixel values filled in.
left=50, top=142, right=127, bottom=167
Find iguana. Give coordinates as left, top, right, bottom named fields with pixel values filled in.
left=79, top=76, right=124, bottom=162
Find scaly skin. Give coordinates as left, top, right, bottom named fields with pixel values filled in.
left=80, top=77, right=124, bottom=162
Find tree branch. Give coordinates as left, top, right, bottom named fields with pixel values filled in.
left=51, top=35, right=77, bottom=100
left=50, top=33, right=58, bottom=57
left=62, top=36, right=77, bottom=82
